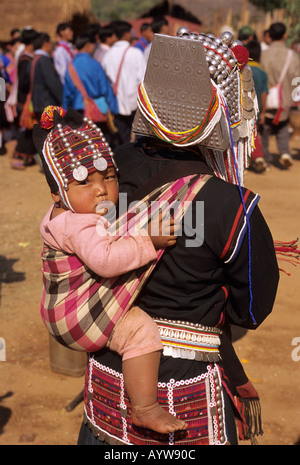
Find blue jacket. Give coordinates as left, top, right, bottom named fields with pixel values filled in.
left=133, top=37, right=150, bottom=53
left=62, top=53, right=118, bottom=114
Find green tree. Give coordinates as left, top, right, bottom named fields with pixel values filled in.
left=249, top=0, right=284, bottom=12
left=92, top=0, right=158, bottom=22
left=282, top=0, right=300, bottom=45
left=91, top=0, right=102, bottom=20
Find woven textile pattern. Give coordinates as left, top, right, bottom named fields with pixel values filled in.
left=40, top=174, right=211, bottom=352
left=84, top=358, right=228, bottom=445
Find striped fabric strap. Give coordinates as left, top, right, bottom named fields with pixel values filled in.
left=154, top=318, right=222, bottom=362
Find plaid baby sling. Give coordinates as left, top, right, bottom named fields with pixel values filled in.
left=40, top=174, right=211, bottom=352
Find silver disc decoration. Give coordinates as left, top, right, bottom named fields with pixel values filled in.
left=93, top=157, right=108, bottom=172
left=73, top=165, right=88, bottom=182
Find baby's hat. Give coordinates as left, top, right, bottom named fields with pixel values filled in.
left=33, top=106, right=116, bottom=210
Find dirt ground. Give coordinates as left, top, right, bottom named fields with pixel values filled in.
left=0, top=134, right=299, bottom=446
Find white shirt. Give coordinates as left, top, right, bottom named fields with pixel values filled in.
left=143, top=42, right=151, bottom=63
left=93, top=43, right=110, bottom=65
left=260, top=41, right=270, bottom=52
left=53, top=41, right=75, bottom=84
left=102, top=40, right=146, bottom=116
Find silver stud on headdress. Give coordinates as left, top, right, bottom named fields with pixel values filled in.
left=133, top=29, right=258, bottom=186
left=176, top=26, right=190, bottom=37
left=220, top=31, right=234, bottom=46
left=172, top=28, right=258, bottom=185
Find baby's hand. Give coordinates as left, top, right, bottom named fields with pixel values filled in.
left=148, top=212, right=180, bottom=250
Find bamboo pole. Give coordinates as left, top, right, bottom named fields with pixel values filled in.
left=225, top=8, right=233, bottom=29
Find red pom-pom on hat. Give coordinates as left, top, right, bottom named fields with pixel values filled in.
left=231, top=45, right=249, bottom=70
left=40, top=106, right=66, bottom=129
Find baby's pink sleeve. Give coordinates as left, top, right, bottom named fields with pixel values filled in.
left=47, top=212, right=157, bottom=278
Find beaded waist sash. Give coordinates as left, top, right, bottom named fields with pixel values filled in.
left=154, top=318, right=222, bottom=362
left=83, top=357, right=229, bottom=445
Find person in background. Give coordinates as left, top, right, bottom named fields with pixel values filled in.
left=238, top=25, right=256, bottom=45
left=10, top=28, right=21, bottom=40
left=133, top=23, right=154, bottom=54
left=53, top=22, right=75, bottom=85
left=93, top=24, right=117, bottom=65
left=144, top=16, right=169, bottom=63
left=11, top=28, right=39, bottom=170
left=3, top=36, right=23, bottom=140
left=261, top=22, right=300, bottom=169
left=32, top=32, right=63, bottom=118
left=261, top=29, right=271, bottom=51
left=102, top=20, right=146, bottom=144
left=2, top=37, right=22, bottom=86
left=245, top=40, right=268, bottom=173
left=63, top=31, right=118, bottom=145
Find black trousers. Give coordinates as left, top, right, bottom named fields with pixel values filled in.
left=114, top=112, right=136, bottom=145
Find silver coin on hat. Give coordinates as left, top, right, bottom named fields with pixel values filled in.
left=93, top=157, right=108, bottom=171
left=243, top=79, right=255, bottom=92
left=73, top=165, right=89, bottom=182
left=242, top=67, right=252, bottom=82
left=231, top=127, right=240, bottom=142
left=243, top=108, right=255, bottom=119
left=238, top=121, right=248, bottom=138
left=243, top=95, right=254, bottom=111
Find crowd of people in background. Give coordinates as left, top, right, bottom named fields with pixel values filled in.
left=236, top=23, right=300, bottom=172
left=0, top=16, right=300, bottom=173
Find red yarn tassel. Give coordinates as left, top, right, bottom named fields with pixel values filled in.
left=274, top=239, right=300, bottom=274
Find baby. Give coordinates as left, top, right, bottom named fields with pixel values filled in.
left=35, top=106, right=187, bottom=434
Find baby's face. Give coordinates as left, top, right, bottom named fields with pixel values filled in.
left=67, top=167, right=119, bottom=214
